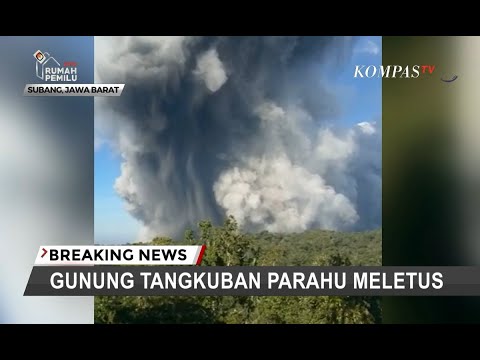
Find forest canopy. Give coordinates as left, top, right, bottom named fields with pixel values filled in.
left=95, top=216, right=381, bottom=324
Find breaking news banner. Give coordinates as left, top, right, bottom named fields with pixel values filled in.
left=23, top=246, right=480, bottom=296
left=34, top=245, right=206, bottom=266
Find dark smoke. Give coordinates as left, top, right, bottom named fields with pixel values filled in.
left=95, top=36, right=381, bottom=240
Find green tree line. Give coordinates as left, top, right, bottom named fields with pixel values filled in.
left=95, top=216, right=382, bottom=324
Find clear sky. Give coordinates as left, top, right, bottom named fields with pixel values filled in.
left=94, top=36, right=382, bottom=245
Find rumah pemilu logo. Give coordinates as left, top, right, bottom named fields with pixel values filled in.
left=354, top=64, right=458, bottom=82
left=33, top=50, right=78, bottom=82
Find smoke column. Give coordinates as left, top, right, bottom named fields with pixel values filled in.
left=95, top=36, right=381, bottom=240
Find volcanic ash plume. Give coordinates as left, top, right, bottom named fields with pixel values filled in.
left=95, top=36, right=381, bottom=240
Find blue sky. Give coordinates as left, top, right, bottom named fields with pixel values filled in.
left=332, top=36, right=382, bottom=126
left=95, top=147, right=140, bottom=244
left=94, top=36, right=382, bottom=245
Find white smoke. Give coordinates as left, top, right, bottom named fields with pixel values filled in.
left=213, top=154, right=359, bottom=232
left=214, top=100, right=380, bottom=232
left=95, top=36, right=196, bottom=88
left=194, top=49, right=228, bottom=92
left=95, top=36, right=381, bottom=240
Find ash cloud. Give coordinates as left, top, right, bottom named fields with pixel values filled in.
left=95, top=36, right=381, bottom=240
left=193, top=48, right=228, bottom=92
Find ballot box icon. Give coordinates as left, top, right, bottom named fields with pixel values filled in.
left=33, top=50, right=46, bottom=64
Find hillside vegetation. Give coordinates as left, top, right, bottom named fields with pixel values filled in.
left=95, top=216, right=382, bottom=324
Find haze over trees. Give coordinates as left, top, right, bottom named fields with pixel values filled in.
left=95, top=216, right=382, bottom=324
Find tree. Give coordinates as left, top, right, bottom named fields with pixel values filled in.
left=252, top=253, right=381, bottom=324
left=95, top=296, right=217, bottom=324
left=94, top=217, right=382, bottom=324
left=197, top=216, right=258, bottom=323
left=151, top=236, right=173, bottom=245
left=184, top=229, right=195, bottom=244
left=201, top=216, right=258, bottom=267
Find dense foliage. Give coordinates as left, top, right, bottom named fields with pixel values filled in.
left=95, top=216, right=382, bottom=324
